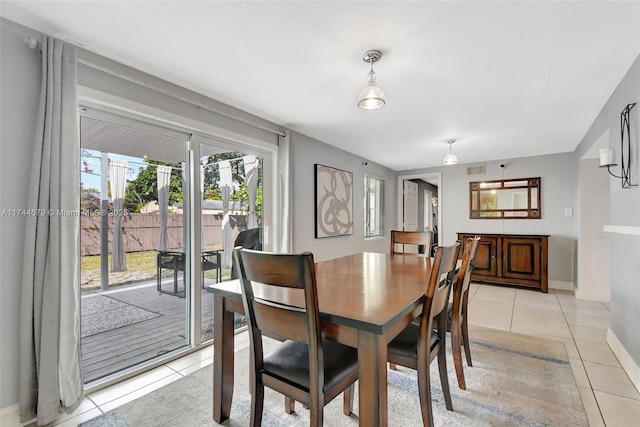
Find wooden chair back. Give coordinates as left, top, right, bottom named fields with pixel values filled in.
left=233, top=248, right=323, bottom=389
left=390, top=230, right=433, bottom=255
left=452, top=236, right=481, bottom=317
left=419, top=242, right=461, bottom=334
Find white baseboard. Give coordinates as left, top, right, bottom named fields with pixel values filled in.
left=549, top=280, right=574, bottom=292
left=607, top=328, right=640, bottom=393
left=575, top=288, right=610, bottom=303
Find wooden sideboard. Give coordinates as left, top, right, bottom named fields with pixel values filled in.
left=457, top=233, right=549, bottom=293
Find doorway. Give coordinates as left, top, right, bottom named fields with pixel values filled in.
left=397, top=172, right=442, bottom=246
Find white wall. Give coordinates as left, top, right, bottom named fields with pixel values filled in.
left=575, top=55, right=640, bottom=368
left=290, top=132, right=397, bottom=261
left=398, top=152, right=578, bottom=287
left=0, top=19, right=41, bottom=409
left=577, top=158, right=611, bottom=301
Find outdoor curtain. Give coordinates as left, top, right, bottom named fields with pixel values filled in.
left=220, top=160, right=233, bottom=268
left=19, top=37, right=84, bottom=425
left=109, top=159, right=128, bottom=271
left=156, top=165, right=171, bottom=251
left=243, top=155, right=258, bottom=229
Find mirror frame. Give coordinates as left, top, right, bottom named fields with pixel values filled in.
left=469, top=177, right=541, bottom=219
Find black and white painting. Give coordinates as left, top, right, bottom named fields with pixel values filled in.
left=315, top=164, right=354, bottom=238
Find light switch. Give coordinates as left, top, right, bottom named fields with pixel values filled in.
left=565, top=208, right=573, bottom=217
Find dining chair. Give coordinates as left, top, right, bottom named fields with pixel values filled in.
left=387, top=242, right=461, bottom=427
left=390, top=229, right=434, bottom=255
left=388, top=229, right=434, bottom=370
left=448, top=236, right=480, bottom=390
left=234, top=248, right=359, bottom=426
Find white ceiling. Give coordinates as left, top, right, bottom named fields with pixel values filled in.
left=2, top=1, right=639, bottom=171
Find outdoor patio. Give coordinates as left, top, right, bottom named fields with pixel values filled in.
left=81, top=276, right=221, bottom=384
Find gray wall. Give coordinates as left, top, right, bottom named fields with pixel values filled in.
left=575, top=55, right=640, bottom=365
left=290, top=132, right=397, bottom=261
left=399, top=152, right=579, bottom=287
left=0, top=19, right=41, bottom=409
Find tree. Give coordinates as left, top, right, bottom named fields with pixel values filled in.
left=202, top=152, right=263, bottom=215
left=125, top=161, right=183, bottom=212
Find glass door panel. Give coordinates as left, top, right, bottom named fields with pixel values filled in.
left=80, top=114, right=189, bottom=383
left=198, top=140, right=265, bottom=337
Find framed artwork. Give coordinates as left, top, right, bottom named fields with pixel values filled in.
left=315, top=164, right=354, bottom=238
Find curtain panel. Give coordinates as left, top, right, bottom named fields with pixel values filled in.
left=108, top=159, right=128, bottom=271
left=156, top=165, right=171, bottom=251
left=220, top=160, right=232, bottom=268
left=19, top=37, right=83, bottom=425
left=243, top=155, right=258, bottom=229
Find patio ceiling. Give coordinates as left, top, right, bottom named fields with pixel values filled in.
left=81, top=117, right=232, bottom=164
left=81, top=117, right=187, bottom=164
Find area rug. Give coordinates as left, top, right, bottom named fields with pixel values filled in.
left=80, top=326, right=588, bottom=426
left=81, top=294, right=162, bottom=338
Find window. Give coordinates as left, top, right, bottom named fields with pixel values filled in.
left=364, top=174, right=385, bottom=237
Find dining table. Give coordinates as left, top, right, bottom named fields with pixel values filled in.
left=206, top=251, right=433, bottom=427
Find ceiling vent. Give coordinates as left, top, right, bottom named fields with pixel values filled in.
left=466, top=164, right=486, bottom=175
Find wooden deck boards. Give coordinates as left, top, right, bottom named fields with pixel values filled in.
left=81, top=279, right=215, bottom=383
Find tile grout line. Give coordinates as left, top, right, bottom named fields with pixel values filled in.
left=555, top=289, right=607, bottom=426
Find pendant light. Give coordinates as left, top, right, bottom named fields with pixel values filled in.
left=442, top=140, right=458, bottom=165
left=357, top=50, right=386, bottom=110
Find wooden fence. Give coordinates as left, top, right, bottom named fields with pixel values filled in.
left=80, top=212, right=248, bottom=256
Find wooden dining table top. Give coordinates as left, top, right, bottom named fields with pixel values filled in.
left=208, top=251, right=433, bottom=334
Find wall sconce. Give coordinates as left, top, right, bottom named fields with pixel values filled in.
left=599, top=103, right=637, bottom=188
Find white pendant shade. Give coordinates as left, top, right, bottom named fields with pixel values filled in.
left=442, top=153, right=458, bottom=165
left=442, top=140, right=458, bottom=165
left=358, top=82, right=386, bottom=110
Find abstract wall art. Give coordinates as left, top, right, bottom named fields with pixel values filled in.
left=315, top=164, right=354, bottom=238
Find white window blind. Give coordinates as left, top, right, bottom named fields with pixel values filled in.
left=364, top=174, right=384, bottom=238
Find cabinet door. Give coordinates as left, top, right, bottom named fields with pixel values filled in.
left=501, top=237, right=541, bottom=281
left=464, top=235, right=498, bottom=278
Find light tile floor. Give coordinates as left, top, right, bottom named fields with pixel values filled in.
left=14, top=284, right=639, bottom=426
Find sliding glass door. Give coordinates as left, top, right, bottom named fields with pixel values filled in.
left=79, top=110, right=191, bottom=383
left=195, top=136, right=268, bottom=339
left=79, top=109, right=274, bottom=384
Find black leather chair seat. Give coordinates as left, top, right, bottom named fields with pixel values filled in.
left=264, top=340, right=358, bottom=392
left=388, top=323, right=438, bottom=359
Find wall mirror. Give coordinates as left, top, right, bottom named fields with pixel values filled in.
left=469, top=177, right=541, bottom=219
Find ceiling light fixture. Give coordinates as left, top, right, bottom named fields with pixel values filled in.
left=442, top=140, right=458, bottom=165
left=357, top=50, right=386, bottom=110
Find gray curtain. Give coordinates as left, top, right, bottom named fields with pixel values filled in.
left=220, top=160, right=233, bottom=268
left=278, top=131, right=292, bottom=252
left=156, top=165, right=171, bottom=251
left=243, top=155, right=258, bottom=229
left=19, top=37, right=83, bottom=425
left=109, top=159, right=128, bottom=271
